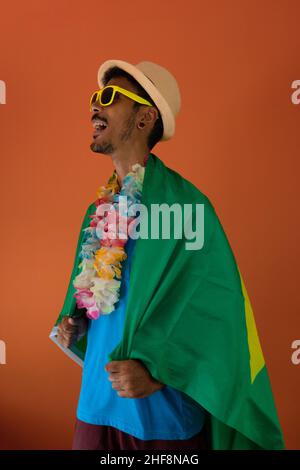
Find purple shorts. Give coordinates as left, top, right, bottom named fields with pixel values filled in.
left=72, top=418, right=210, bottom=450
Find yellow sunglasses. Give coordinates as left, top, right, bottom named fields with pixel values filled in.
left=90, top=85, right=153, bottom=110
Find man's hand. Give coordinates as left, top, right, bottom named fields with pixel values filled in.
left=104, top=359, right=165, bottom=399
left=57, top=316, right=88, bottom=348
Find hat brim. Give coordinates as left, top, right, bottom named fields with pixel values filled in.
left=97, top=59, right=175, bottom=141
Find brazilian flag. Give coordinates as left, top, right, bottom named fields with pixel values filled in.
left=50, top=152, right=285, bottom=450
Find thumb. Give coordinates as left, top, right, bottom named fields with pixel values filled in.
left=105, top=361, right=121, bottom=372
left=68, top=317, right=76, bottom=325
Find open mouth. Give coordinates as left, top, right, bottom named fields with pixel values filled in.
left=93, top=120, right=108, bottom=138
left=93, top=127, right=108, bottom=138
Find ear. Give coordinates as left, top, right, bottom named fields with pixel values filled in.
left=139, top=107, right=159, bottom=127
left=145, top=107, right=159, bottom=123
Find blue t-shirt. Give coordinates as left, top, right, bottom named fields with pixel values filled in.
left=77, top=237, right=206, bottom=440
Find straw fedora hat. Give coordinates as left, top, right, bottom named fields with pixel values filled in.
left=97, top=59, right=181, bottom=141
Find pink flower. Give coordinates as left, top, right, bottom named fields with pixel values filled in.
left=86, top=306, right=100, bottom=320
left=95, top=197, right=111, bottom=207
left=100, top=238, right=126, bottom=248
left=74, top=289, right=94, bottom=309
left=73, top=162, right=145, bottom=321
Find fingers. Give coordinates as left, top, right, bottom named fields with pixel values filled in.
left=111, top=381, right=123, bottom=391
left=63, top=317, right=79, bottom=330
left=60, top=317, right=80, bottom=334
left=66, top=317, right=88, bottom=335
left=57, top=317, right=83, bottom=348
left=58, top=323, right=77, bottom=338
left=57, top=328, right=74, bottom=348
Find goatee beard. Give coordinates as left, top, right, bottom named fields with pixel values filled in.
left=90, top=141, right=115, bottom=154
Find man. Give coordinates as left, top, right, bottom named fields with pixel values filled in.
left=55, top=60, right=208, bottom=450
left=50, top=60, right=284, bottom=451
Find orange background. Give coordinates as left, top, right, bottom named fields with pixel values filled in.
left=0, top=0, right=299, bottom=450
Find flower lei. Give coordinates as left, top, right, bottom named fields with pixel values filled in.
left=72, top=156, right=148, bottom=320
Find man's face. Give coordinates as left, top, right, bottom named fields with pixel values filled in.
left=90, top=77, right=145, bottom=155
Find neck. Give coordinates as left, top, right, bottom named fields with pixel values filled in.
left=111, top=148, right=150, bottom=185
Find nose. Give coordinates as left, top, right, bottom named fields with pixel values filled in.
left=90, top=92, right=104, bottom=111
left=91, top=101, right=102, bottom=112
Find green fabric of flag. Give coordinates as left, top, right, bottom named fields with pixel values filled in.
left=50, top=152, right=285, bottom=450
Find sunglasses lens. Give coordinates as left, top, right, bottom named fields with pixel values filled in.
left=91, top=92, right=98, bottom=104
left=101, top=87, right=114, bottom=105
